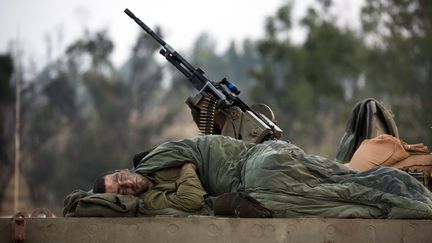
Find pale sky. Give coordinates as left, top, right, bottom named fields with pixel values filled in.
left=0, top=0, right=362, bottom=72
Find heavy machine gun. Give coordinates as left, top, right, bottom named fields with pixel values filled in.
left=124, top=8, right=283, bottom=143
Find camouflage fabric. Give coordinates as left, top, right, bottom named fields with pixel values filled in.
left=135, top=135, right=432, bottom=219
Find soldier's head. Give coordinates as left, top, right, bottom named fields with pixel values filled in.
left=92, top=169, right=151, bottom=195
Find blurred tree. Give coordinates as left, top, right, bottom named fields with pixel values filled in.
left=121, top=30, right=167, bottom=146
left=0, top=54, right=14, bottom=211
left=361, top=0, right=432, bottom=145
left=250, top=2, right=365, bottom=154
left=126, top=30, right=162, bottom=112
left=17, top=25, right=200, bottom=208
left=191, top=33, right=225, bottom=83
left=190, top=33, right=260, bottom=100
left=19, top=29, right=170, bottom=207
left=224, top=39, right=261, bottom=95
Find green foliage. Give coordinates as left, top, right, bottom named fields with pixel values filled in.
left=361, top=0, right=432, bottom=144
left=44, top=72, right=77, bottom=119
left=247, top=0, right=431, bottom=152
left=250, top=1, right=365, bottom=150
left=19, top=29, right=189, bottom=207
left=66, top=30, right=114, bottom=69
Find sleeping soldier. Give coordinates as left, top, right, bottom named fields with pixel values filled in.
left=92, top=135, right=432, bottom=219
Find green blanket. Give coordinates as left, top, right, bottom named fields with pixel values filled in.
left=63, top=189, right=204, bottom=217
left=134, top=135, right=432, bottom=219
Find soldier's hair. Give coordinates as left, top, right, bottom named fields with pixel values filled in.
left=92, top=171, right=115, bottom=193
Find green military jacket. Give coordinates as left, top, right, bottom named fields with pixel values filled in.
left=139, top=166, right=207, bottom=212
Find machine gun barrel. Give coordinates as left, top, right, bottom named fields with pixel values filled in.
left=124, top=8, right=283, bottom=142
left=124, top=9, right=166, bottom=47
left=125, top=8, right=210, bottom=91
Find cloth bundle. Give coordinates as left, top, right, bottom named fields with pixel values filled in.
left=348, top=134, right=432, bottom=174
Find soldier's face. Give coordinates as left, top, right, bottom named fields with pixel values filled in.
left=104, top=170, right=148, bottom=195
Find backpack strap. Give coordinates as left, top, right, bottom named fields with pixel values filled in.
left=336, top=98, right=399, bottom=163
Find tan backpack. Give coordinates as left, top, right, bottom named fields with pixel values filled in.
left=337, top=98, right=432, bottom=190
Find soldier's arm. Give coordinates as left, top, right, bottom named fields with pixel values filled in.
left=143, top=162, right=206, bottom=212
